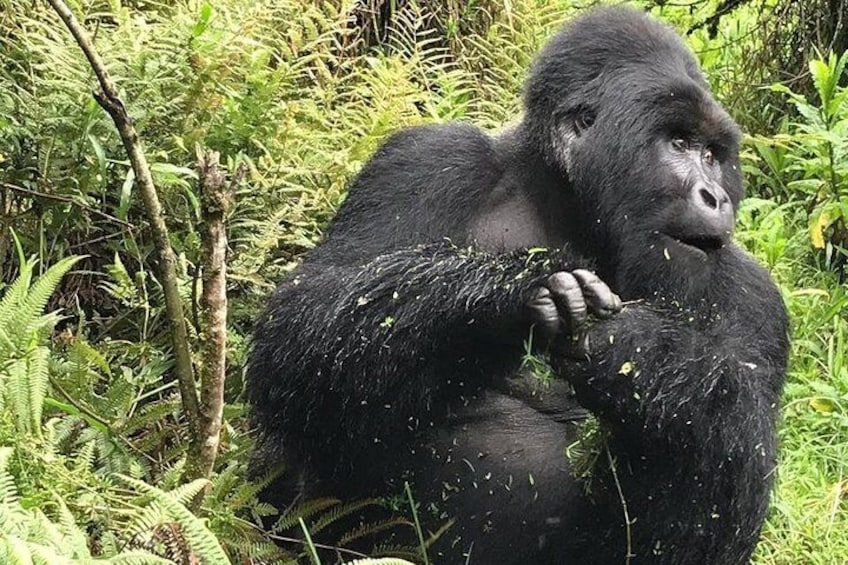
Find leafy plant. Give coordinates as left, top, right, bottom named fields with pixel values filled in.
left=748, top=51, right=848, bottom=271
left=0, top=241, right=80, bottom=436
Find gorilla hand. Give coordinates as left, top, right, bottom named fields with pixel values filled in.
left=527, top=269, right=621, bottom=342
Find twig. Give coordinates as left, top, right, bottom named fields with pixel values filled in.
left=605, top=445, right=634, bottom=565
left=46, top=0, right=201, bottom=441
left=1, top=182, right=135, bottom=229
left=262, top=530, right=369, bottom=560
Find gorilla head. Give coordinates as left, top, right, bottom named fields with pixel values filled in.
left=524, top=7, right=744, bottom=298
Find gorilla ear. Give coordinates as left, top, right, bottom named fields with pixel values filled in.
left=551, top=107, right=595, bottom=173
left=571, top=108, right=596, bottom=137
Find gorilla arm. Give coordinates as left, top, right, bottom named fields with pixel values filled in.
left=248, top=243, right=612, bottom=472
left=552, top=250, right=789, bottom=564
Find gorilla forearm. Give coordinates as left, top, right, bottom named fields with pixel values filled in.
left=561, top=303, right=786, bottom=449
left=552, top=264, right=789, bottom=564
left=249, top=243, right=581, bottom=466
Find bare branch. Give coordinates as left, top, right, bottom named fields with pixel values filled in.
left=46, top=0, right=201, bottom=435
left=1, top=182, right=136, bottom=229
left=185, top=147, right=239, bottom=483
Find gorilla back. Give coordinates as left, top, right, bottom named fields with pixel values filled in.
left=248, top=6, right=789, bottom=564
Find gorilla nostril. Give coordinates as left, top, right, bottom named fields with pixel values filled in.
left=699, top=188, right=718, bottom=210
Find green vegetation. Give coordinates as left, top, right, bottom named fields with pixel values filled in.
left=0, top=0, right=846, bottom=563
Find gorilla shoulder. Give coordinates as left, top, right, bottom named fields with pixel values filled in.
left=319, top=122, right=506, bottom=259
left=350, top=122, right=502, bottom=201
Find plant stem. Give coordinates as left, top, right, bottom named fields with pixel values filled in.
left=46, top=0, right=201, bottom=453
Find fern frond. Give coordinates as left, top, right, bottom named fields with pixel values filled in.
left=0, top=256, right=34, bottom=333
left=116, top=475, right=230, bottom=564
left=28, top=540, right=75, bottom=563
left=13, top=256, right=81, bottom=349
left=2, top=535, right=35, bottom=564
left=26, top=345, right=49, bottom=435
left=273, top=497, right=340, bottom=532
left=337, top=517, right=411, bottom=547
left=366, top=543, right=422, bottom=562
left=167, top=479, right=210, bottom=508
left=225, top=463, right=285, bottom=510
left=124, top=502, right=169, bottom=541
left=310, top=498, right=379, bottom=534
left=122, top=399, right=180, bottom=435
left=108, top=551, right=175, bottom=565
left=68, top=337, right=112, bottom=377
left=72, top=441, right=97, bottom=474
left=51, top=494, right=90, bottom=557
left=343, top=559, right=416, bottom=565
left=0, top=447, right=18, bottom=507
left=5, top=345, right=50, bottom=436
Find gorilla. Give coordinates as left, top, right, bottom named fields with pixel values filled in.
left=248, top=6, right=789, bottom=564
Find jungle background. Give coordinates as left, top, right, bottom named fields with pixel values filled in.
left=0, top=0, right=847, bottom=563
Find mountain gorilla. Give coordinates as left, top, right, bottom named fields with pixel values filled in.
left=249, top=6, right=789, bottom=564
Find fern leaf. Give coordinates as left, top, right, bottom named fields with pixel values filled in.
left=226, top=463, right=285, bottom=510
left=32, top=508, right=69, bottom=553
left=310, top=498, right=379, bottom=534
left=15, top=256, right=81, bottom=348
left=361, top=544, right=422, bottom=562
left=51, top=495, right=90, bottom=558
left=343, top=560, right=416, bottom=565
left=28, top=541, right=72, bottom=563
left=116, top=475, right=230, bottom=564
left=273, top=497, right=340, bottom=532
left=26, top=345, right=49, bottom=435
left=72, top=441, right=97, bottom=474
left=2, top=535, right=34, bottom=565
left=0, top=447, right=18, bottom=507
left=167, top=478, right=210, bottom=508
left=337, top=517, right=411, bottom=547
left=0, top=257, right=34, bottom=333
left=108, top=551, right=176, bottom=564
left=68, top=337, right=111, bottom=377
left=124, top=502, right=169, bottom=541
left=8, top=357, right=32, bottom=435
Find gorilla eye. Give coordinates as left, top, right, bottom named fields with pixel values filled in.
left=671, top=138, right=689, bottom=152
left=703, top=148, right=716, bottom=166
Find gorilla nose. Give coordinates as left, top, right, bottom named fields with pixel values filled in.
left=683, top=182, right=735, bottom=245
left=698, top=187, right=724, bottom=210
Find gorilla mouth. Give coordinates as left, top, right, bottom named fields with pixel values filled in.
left=675, top=235, right=725, bottom=252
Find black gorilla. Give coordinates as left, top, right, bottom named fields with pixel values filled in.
left=249, top=6, right=789, bottom=564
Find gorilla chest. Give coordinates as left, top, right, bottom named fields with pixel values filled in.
left=470, top=189, right=559, bottom=252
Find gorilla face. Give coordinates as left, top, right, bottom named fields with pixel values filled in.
left=524, top=11, right=744, bottom=294
left=578, top=74, right=743, bottom=250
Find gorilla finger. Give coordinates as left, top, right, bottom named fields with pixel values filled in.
left=527, top=286, right=562, bottom=338
left=546, top=271, right=587, bottom=330
left=568, top=331, right=592, bottom=360
left=572, top=269, right=622, bottom=318
left=551, top=330, right=591, bottom=360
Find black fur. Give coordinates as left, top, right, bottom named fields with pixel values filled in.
left=249, top=6, right=789, bottom=564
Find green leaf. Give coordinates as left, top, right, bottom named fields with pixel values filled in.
left=809, top=397, right=836, bottom=413
left=192, top=2, right=214, bottom=38
left=118, top=168, right=135, bottom=221
left=809, top=207, right=833, bottom=249
left=87, top=133, right=107, bottom=187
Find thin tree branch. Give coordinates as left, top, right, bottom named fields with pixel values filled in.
left=46, top=0, right=201, bottom=439
left=185, top=147, right=239, bottom=484
left=48, top=375, right=159, bottom=465
left=1, top=182, right=136, bottom=228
